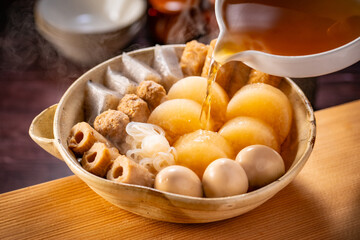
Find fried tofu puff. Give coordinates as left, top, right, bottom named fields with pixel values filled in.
left=201, top=39, right=251, bottom=98
left=227, top=62, right=251, bottom=98
left=180, top=40, right=209, bottom=77
left=201, top=39, right=217, bottom=78
left=248, top=69, right=282, bottom=88
left=201, top=39, right=241, bottom=91
left=117, top=94, right=151, bottom=123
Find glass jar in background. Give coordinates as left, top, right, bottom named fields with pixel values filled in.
left=149, top=0, right=197, bottom=14
left=147, top=0, right=218, bottom=44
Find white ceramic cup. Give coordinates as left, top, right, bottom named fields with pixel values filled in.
left=35, top=0, right=147, bottom=65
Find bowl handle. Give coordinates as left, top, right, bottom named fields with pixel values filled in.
left=29, top=104, right=64, bottom=161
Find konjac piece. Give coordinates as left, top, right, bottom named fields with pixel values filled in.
left=121, top=52, right=162, bottom=84
left=85, top=80, right=122, bottom=124
left=153, top=45, right=184, bottom=90
left=105, top=66, right=137, bottom=95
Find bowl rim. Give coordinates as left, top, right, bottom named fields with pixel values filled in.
left=53, top=44, right=316, bottom=204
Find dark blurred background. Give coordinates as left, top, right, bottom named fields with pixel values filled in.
left=0, top=0, right=359, bottom=193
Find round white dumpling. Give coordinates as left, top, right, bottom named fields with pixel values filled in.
left=236, top=145, right=285, bottom=189
left=154, top=165, right=203, bottom=197
left=202, top=158, right=248, bottom=198
left=141, top=134, right=170, bottom=157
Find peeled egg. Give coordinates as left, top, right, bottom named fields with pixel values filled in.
left=202, top=158, right=248, bottom=198
left=154, top=165, right=203, bottom=197
left=236, top=145, right=285, bottom=189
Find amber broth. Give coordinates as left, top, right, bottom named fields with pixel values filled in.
left=215, top=0, right=360, bottom=58
left=201, top=0, right=360, bottom=127
left=200, top=60, right=221, bottom=130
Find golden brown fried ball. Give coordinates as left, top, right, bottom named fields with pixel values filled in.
left=94, top=109, right=130, bottom=146
left=117, top=94, right=150, bottom=122
left=136, top=80, right=166, bottom=110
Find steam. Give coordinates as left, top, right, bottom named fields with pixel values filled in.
left=0, top=0, right=219, bottom=75
left=1, top=1, right=38, bottom=69
left=166, top=0, right=206, bottom=43
left=0, top=0, right=84, bottom=78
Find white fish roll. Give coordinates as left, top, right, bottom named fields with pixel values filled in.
left=105, top=66, right=137, bottom=95
left=85, top=80, right=122, bottom=124
left=154, top=45, right=183, bottom=90
left=121, top=52, right=162, bottom=84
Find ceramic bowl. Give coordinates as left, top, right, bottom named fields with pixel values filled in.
left=29, top=45, right=316, bottom=223
left=34, top=0, right=147, bottom=65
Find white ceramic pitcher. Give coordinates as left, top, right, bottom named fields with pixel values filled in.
left=214, top=0, right=360, bottom=78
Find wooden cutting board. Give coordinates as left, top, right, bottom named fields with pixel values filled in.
left=1, top=100, right=360, bottom=239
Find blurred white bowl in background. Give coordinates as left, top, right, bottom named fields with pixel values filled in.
left=35, top=0, right=147, bottom=65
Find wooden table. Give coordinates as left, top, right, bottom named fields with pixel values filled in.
left=1, top=100, right=359, bottom=239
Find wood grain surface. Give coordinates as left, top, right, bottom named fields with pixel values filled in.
left=1, top=100, right=359, bottom=239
